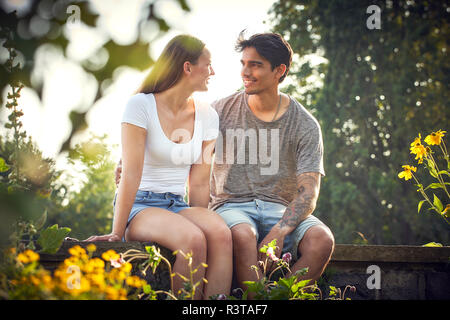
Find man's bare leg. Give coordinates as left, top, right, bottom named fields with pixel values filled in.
left=290, top=225, right=335, bottom=284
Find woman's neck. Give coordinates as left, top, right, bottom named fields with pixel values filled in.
left=155, top=83, right=193, bottom=114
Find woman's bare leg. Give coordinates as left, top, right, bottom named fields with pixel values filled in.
left=125, top=207, right=207, bottom=299
left=179, top=207, right=233, bottom=299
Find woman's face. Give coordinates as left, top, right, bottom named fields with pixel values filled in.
left=189, top=48, right=215, bottom=92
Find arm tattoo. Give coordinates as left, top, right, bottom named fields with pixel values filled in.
left=279, top=172, right=320, bottom=230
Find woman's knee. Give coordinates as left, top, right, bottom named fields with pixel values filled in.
left=182, top=227, right=207, bottom=256
left=183, top=207, right=232, bottom=246
left=209, top=217, right=233, bottom=245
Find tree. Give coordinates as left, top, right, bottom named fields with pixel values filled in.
left=270, top=0, right=450, bottom=244
left=1, top=0, right=190, bottom=153
left=0, top=1, right=190, bottom=243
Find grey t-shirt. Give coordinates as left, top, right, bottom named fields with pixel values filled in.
left=209, top=91, right=325, bottom=211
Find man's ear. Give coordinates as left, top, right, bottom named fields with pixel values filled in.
left=275, top=64, right=287, bottom=80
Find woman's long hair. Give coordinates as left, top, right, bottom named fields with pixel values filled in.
left=136, top=34, right=205, bottom=94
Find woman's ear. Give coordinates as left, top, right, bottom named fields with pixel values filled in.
left=183, top=61, right=192, bottom=74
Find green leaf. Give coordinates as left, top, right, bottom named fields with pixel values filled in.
left=424, top=182, right=450, bottom=191
left=269, top=239, right=277, bottom=248
left=291, top=279, right=311, bottom=293
left=417, top=200, right=426, bottom=213
left=426, top=158, right=438, bottom=178
left=37, top=224, right=71, bottom=254
left=294, top=267, right=309, bottom=277
left=432, top=194, right=443, bottom=213
left=0, top=157, right=10, bottom=172
left=438, top=170, right=450, bottom=177
left=143, top=284, right=152, bottom=294
left=422, top=242, right=443, bottom=247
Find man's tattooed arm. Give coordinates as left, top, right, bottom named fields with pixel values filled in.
left=278, top=172, right=321, bottom=235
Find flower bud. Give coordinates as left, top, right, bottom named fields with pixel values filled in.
left=282, top=252, right=292, bottom=264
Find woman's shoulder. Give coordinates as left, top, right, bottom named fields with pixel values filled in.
left=127, top=92, right=154, bottom=106
left=194, top=98, right=217, bottom=117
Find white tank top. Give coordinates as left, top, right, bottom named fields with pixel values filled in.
left=121, top=93, right=219, bottom=196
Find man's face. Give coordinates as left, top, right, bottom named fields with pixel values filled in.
left=240, top=47, right=280, bottom=95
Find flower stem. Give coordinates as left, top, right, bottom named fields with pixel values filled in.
left=428, top=153, right=450, bottom=198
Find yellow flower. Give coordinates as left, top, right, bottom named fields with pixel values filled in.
left=86, top=244, right=97, bottom=253
left=41, top=273, right=54, bottom=289
left=424, top=130, right=446, bottom=145
left=69, top=245, right=88, bottom=261
left=120, top=262, right=132, bottom=273
left=17, top=249, right=40, bottom=264
left=126, top=275, right=145, bottom=288
left=30, top=275, right=41, bottom=286
left=102, top=249, right=120, bottom=262
left=105, top=285, right=123, bottom=300
left=442, top=204, right=450, bottom=218
left=87, top=273, right=106, bottom=290
left=410, top=134, right=427, bottom=164
left=398, top=165, right=417, bottom=181
left=108, top=268, right=127, bottom=281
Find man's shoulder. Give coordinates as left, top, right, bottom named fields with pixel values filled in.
left=289, top=97, right=321, bottom=130
left=211, top=91, right=244, bottom=111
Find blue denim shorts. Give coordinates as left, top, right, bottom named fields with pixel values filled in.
left=215, top=200, right=326, bottom=261
left=114, top=190, right=190, bottom=228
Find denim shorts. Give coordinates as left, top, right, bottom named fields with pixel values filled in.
left=215, top=200, right=326, bottom=261
left=114, top=190, right=190, bottom=228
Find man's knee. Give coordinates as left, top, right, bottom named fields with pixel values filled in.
left=298, top=225, right=335, bottom=259
left=231, top=223, right=257, bottom=247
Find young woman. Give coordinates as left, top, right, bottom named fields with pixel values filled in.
left=85, top=35, right=232, bottom=299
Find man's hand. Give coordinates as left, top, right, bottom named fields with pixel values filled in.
left=115, top=159, right=122, bottom=187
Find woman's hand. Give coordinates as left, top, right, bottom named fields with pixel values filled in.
left=84, top=233, right=122, bottom=242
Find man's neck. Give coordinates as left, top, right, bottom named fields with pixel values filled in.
left=247, top=88, right=280, bottom=112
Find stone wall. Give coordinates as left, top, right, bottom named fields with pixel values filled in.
left=39, top=241, right=450, bottom=300
left=324, top=244, right=450, bottom=300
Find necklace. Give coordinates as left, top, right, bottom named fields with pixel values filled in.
left=271, top=94, right=282, bottom=122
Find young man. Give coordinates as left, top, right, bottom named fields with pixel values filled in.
left=209, top=32, right=334, bottom=291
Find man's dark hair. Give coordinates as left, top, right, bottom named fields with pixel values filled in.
left=235, top=31, right=293, bottom=83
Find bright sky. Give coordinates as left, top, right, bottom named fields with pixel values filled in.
left=1, top=0, right=276, bottom=166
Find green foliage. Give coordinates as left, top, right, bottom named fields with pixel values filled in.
left=1, top=1, right=190, bottom=244
left=0, top=21, right=61, bottom=246
left=0, top=0, right=191, bottom=153
left=46, top=135, right=117, bottom=240
left=37, top=224, right=71, bottom=254
left=398, top=130, right=449, bottom=225
left=270, top=0, right=450, bottom=245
